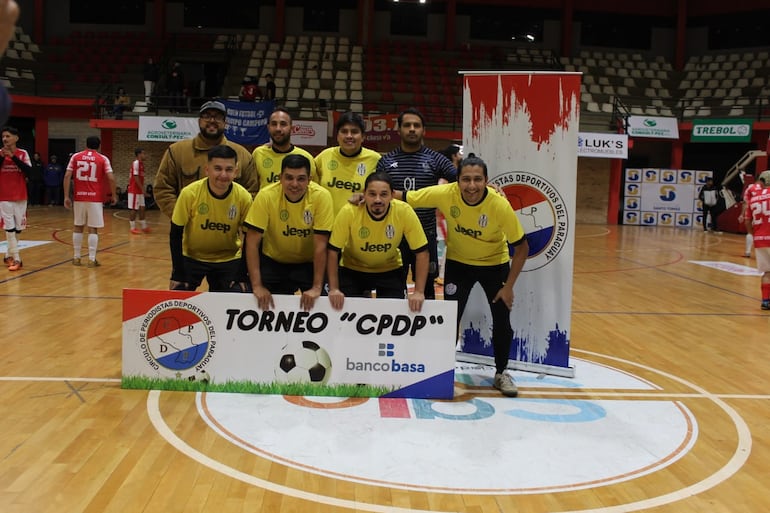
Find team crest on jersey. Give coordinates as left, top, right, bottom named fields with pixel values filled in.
left=262, top=157, right=274, bottom=168
left=328, top=160, right=339, bottom=170
left=228, top=205, right=237, bottom=220
left=385, top=224, right=395, bottom=239
left=449, top=206, right=461, bottom=218
left=357, top=163, right=367, bottom=176
left=197, top=203, right=209, bottom=215
left=478, top=214, right=489, bottom=228
left=303, top=210, right=314, bottom=225
left=358, top=227, right=370, bottom=239
left=490, top=171, right=569, bottom=271
left=280, top=210, right=289, bottom=221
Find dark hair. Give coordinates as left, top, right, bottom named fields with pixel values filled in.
left=335, top=111, right=365, bottom=134
left=458, top=155, right=488, bottom=178
left=1, top=125, right=18, bottom=135
left=364, top=171, right=393, bottom=191
left=86, top=136, right=101, bottom=149
left=397, top=107, right=425, bottom=128
left=207, top=144, right=238, bottom=162
left=269, top=106, right=292, bottom=122
left=281, top=154, right=311, bottom=176
left=134, top=148, right=143, bottom=156
left=440, top=144, right=461, bottom=160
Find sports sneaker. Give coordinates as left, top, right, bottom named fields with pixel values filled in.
left=87, top=259, right=101, bottom=268
left=142, top=226, right=152, bottom=233
left=3, top=256, right=13, bottom=267
left=72, top=258, right=82, bottom=266
left=130, top=228, right=142, bottom=235
left=494, top=372, right=518, bottom=397
left=7, top=259, right=22, bottom=271
left=762, top=300, right=770, bottom=311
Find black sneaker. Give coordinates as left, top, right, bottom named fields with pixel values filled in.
left=762, top=300, right=770, bottom=311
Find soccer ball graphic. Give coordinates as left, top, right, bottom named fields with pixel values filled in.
left=275, top=340, right=332, bottom=384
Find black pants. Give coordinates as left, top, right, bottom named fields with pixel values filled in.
left=399, top=230, right=438, bottom=299
left=444, top=259, right=512, bottom=374
left=339, top=267, right=405, bottom=299
left=703, top=205, right=719, bottom=230
left=174, top=257, right=241, bottom=292
left=259, top=252, right=315, bottom=295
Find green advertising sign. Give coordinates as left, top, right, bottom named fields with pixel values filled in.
left=691, top=118, right=753, bottom=142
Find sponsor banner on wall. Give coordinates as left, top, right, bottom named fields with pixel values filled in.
left=138, top=116, right=199, bottom=141
left=122, top=290, right=456, bottom=399
left=691, top=118, right=753, bottom=142
left=220, top=100, right=271, bottom=146
left=328, top=111, right=401, bottom=150
left=138, top=100, right=271, bottom=145
left=577, top=132, right=628, bottom=159
left=462, top=71, right=579, bottom=375
left=291, top=120, right=327, bottom=146
left=622, top=168, right=712, bottom=228
left=627, top=115, right=679, bottom=139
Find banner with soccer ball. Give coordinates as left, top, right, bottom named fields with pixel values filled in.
left=122, top=289, right=457, bottom=399
left=460, top=71, right=579, bottom=377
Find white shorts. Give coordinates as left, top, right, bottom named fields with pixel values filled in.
left=128, top=192, right=145, bottom=210
left=0, top=200, right=27, bottom=231
left=756, top=247, right=770, bottom=273
left=73, top=201, right=105, bottom=228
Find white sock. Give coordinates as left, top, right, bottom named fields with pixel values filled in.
left=7, top=232, right=19, bottom=260
left=129, top=220, right=136, bottom=229
left=88, top=234, right=98, bottom=261
left=746, top=234, right=754, bottom=255
left=72, top=232, right=83, bottom=258
left=140, top=219, right=147, bottom=229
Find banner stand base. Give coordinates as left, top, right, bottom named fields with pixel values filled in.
left=456, top=352, right=576, bottom=378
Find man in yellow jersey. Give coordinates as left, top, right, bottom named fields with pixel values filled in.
left=244, top=154, right=334, bottom=311
left=154, top=100, right=258, bottom=218
left=315, top=111, right=381, bottom=214
left=405, top=155, right=529, bottom=397
left=252, top=107, right=318, bottom=189
left=327, top=171, right=428, bottom=313
left=169, top=145, right=254, bottom=292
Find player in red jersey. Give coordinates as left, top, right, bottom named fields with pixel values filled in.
left=744, top=170, right=770, bottom=310
left=127, top=147, right=150, bottom=234
left=0, top=125, right=31, bottom=271
left=63, top=136, right=117, bottom=267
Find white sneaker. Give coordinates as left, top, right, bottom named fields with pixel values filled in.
left=494, top=372, right=518, bottom=397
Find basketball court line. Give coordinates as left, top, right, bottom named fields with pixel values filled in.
left=139, top=347, right=754, bottom=513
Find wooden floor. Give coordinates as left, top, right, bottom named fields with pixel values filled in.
left=1, top=205, right=768, bottom=513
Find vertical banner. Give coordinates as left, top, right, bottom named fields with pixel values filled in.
left=461, top=71, right=579, bottom=376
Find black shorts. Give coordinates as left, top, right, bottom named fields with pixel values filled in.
left=339, top=267, right=405, bottom=299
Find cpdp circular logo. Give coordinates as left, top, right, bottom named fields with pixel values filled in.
left=138, top=301, right=216, bottom=373
left=490, top=171, right=569, bottom=271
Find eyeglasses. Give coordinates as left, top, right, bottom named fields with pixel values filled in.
left=200, top=113, right=225, bottom=122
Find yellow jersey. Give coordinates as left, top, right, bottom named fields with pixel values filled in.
left=252, top=144, right=318, bottom=190
left=329, top=199, right=428, bottom=273
left=406, top=183, right=526, bottom=266
left=314, top=146, right=381, bottom=214
left=171, top=177, right=253, bottom=263
left=244, top=181, right=334, bottom=264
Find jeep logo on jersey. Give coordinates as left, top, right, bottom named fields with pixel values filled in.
left=361, top=242, right=392, bottom=252
left=201, top=219, right=231, bottom=233
left=478, top=214, right=488, bottom=228
left=385, top=224, right=395, bottom=239
left=327, top=176, right=362, bottom=192
left=303, top=210, right=314, bottom=225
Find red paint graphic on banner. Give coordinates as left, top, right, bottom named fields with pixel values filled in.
left=122, top=289, right=201, bottom=321
left=468, top=74, right=579, bottom=148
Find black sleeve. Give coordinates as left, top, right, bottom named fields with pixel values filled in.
left=169, top=223, right=186, bottom=281
left=12, top=156, right=32, bottom=175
